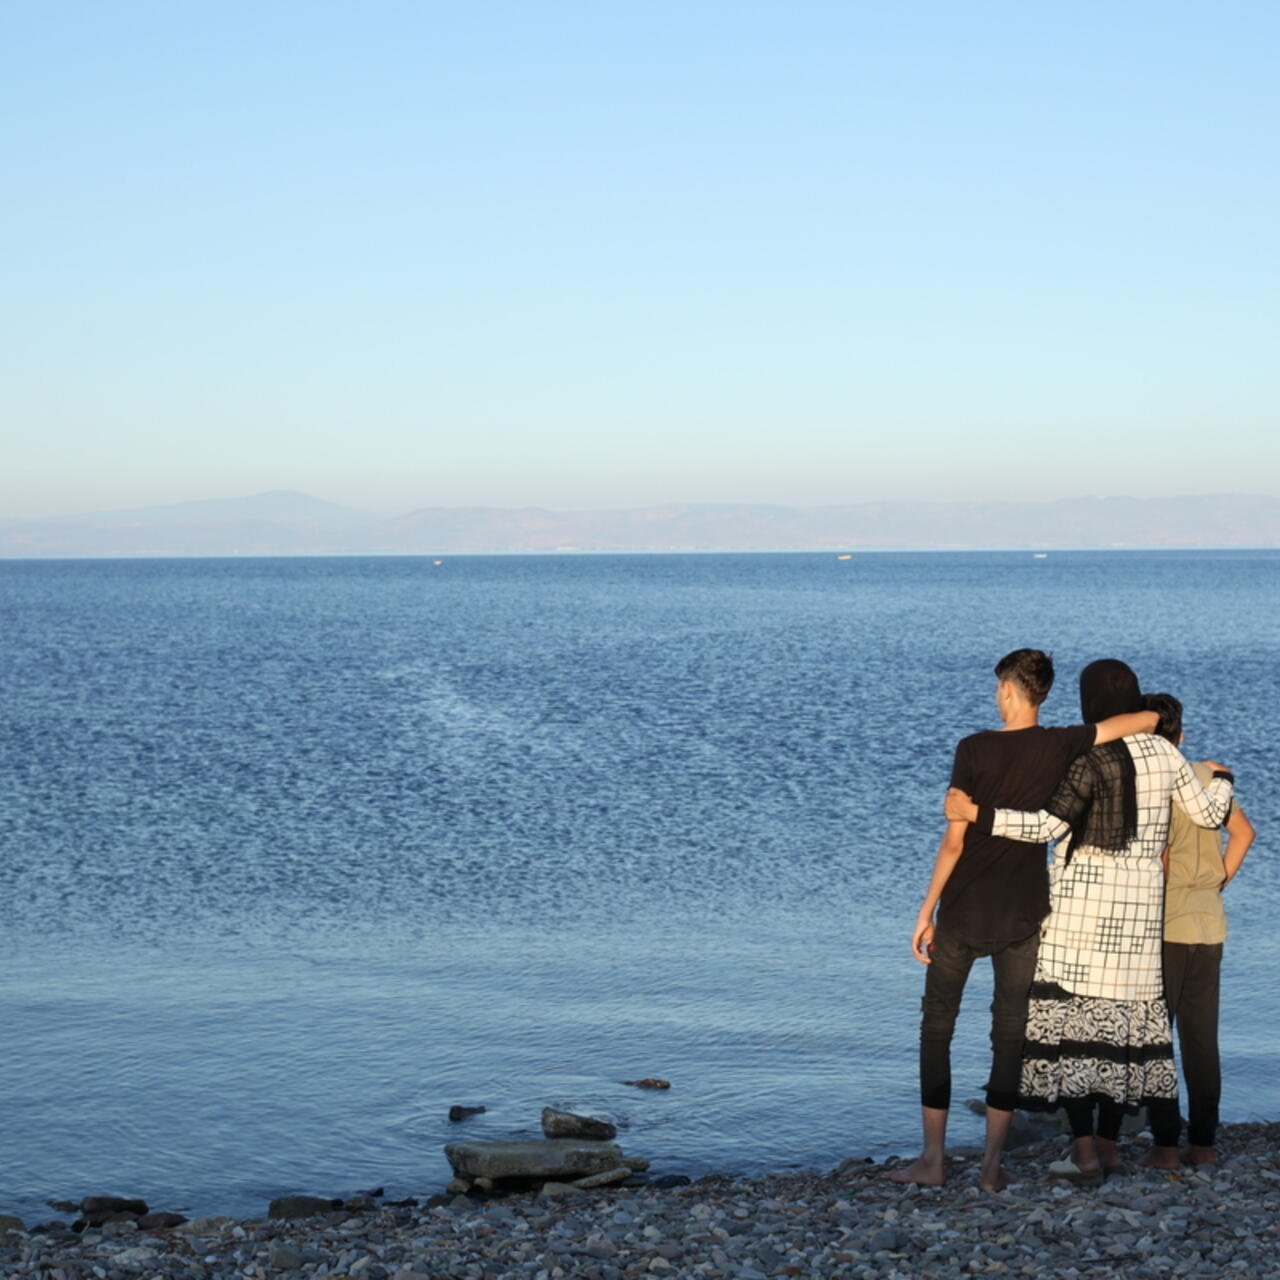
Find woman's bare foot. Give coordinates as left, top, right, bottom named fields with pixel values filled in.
left=1183, top=1145, right=1218, bottom=1166
left=1050, top=1136, right=1102, bottom=1180
left=1094, top=1136, right=1123, bottom=1173
left=1140, top=1146, right=1181, bottom=1170
left=979, top=1162, right=1011, bottom=1192
left=884, top=1156, right=945, bottom=1187
left=1048, top=1157, right=1102, bottom=1184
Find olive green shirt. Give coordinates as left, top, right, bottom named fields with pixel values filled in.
left=1164, top=761, right=1229, bottom=945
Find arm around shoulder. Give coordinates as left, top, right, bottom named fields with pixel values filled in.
left=1171, top=747, right=1233, bottom=828
left=1093, top=709, right=1159, bottom=745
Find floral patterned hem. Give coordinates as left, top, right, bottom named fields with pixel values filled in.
left=1019, top=982, right=1176, bottom=1108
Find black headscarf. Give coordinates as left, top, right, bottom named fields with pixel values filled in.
left=1079, top=658, right=1143, bottom=723
left=1062, top=659, right=1141, bottom=854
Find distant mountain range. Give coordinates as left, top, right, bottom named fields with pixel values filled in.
left=2, top=490, right=1278, bottom=557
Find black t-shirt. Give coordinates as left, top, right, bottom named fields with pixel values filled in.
left=938, top=723, right=1096, bottom=943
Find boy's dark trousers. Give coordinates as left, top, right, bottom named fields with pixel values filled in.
left=919, top=927, right=1039, bottom=1112
left=1149, top=940, right=1223, bottom=1148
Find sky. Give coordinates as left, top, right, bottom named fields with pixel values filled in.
left=3, top=1, right=1278, bottom=518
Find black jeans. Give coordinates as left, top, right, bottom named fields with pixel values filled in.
left=1149, top=941, right=1223, bottom=1148
left=919, top=926, right=1039, bottom=1112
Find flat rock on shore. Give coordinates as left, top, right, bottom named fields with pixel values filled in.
left=446, top=1138, right=625, bottom=1181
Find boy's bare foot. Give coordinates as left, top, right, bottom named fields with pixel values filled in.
left=1140, top=1146, right=1181, bottom=1170
left=1183, top=1145, right=1218, bottom=1165
left=884, top=1157, right=945, bottom=1187
left=979, top=1163, right=1011, bottom=1192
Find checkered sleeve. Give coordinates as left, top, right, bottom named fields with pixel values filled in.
left=989, top=806, right=1070, bottom=843
left=1172, top=753, right=1233, bottom=829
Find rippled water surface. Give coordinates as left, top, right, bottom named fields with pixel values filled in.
left=1, top=551, right=1276, bottom=1221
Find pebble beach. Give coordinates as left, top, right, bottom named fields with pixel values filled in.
left=4, top=1122, right=1278, bottom=1280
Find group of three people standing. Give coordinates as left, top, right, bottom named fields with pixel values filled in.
left=888, top=650, right=1254, bottom=1191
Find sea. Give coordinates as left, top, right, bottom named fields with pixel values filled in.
left=0, top=550, right=1276, bottom=1223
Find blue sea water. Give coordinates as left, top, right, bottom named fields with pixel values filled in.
left=0, top=551, right=1276, bottom=1223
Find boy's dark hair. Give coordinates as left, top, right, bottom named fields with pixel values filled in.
left=993, top=649, right=1054, bottom=706
left=1142, top=692, right=1183, bottom=743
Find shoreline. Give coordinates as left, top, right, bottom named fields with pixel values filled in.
left=4, top=1122, right=1277, bottom=1279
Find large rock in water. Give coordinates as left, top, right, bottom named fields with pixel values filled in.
left=541, top=1107, right=618, bottom=1141
left=445, top=1139, right=625, bottom=1181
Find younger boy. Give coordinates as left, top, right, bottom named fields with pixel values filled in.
left=1141, top=693, right=1255, bottom=1168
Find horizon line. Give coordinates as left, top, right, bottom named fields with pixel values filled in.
left=4, top=545, right=1279, bottom=564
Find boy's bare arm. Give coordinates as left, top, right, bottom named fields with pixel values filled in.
left=1222, top=805, right=1255, bottom=886
left=1093, top=709, right=1160, bottom=744
left=910, top=821, right=967, bottom=965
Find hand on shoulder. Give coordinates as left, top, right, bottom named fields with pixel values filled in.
left=943, top=788, right=978, bottom=823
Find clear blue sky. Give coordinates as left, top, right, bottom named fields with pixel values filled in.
left=4, top=1, right=1277, bottom=516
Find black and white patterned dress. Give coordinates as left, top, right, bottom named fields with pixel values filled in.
left=988, top=734, right=1233, bottom=1109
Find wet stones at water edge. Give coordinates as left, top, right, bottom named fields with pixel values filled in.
left=79, top=1196, right=147, bottom=1217
left=136, top=1212, right=188, bottom=1230
left=7, top=1124, right=1280, bottom=1280
left=60, top=1195, right=192, bottom=1235
left=268, top=1195, right=345, bottom=1220
left=12, top=1195, right=192, bottom=1239
left=623, top=1077, right=671, bottom=1089
left=78, top=1196, right=149, bottom=1228
left=541, top=1106, right=619, bottom=1141
left=448, top=1103, right=486, bottom=1122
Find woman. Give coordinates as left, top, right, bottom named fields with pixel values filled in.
left=944, top=659, right=1233, bottom=1182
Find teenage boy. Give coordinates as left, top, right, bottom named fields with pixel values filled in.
left=886, top=649, right=1157, bottom=1192
left=1140, top=693, right=1255, bottom=1169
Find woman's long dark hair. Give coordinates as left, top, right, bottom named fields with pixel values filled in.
left=1065, top=659, right=1142, bottom=854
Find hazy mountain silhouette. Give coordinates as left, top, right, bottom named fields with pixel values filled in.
left=30, top=489, right=374, bottom=528
left=2, top=492, right=1278, bottom=556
